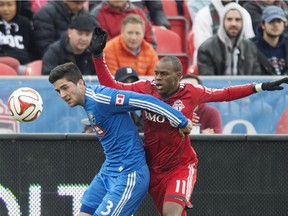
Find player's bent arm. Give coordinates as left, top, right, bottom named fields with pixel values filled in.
left=93, top=56, right=134, bottom=91
left=128, top=93, right=189, bottom=128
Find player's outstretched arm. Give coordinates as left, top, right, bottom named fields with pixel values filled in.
left=253, top=77, right=288, bottom=92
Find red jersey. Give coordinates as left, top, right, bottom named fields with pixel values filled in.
left=94, top=57, right=255, bottom=173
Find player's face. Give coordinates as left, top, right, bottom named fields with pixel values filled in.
left=53, top=78, right=85, bottom=107
left=122, top=23, right=144, bottom=51
left=262, top=19, right=285, bottom=37
left=0, top=0, right=17, bottom=22
left=224, top=9, right=242, bottom=38
left=154, top=61, right=181, bottom=95
left=68, top=29, right=93, bottom=54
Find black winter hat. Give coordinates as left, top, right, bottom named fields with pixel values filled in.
left=69, top=14, right=97, bottom=32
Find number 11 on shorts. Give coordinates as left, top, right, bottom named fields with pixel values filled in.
left=175, top=180, right=186, bottom=194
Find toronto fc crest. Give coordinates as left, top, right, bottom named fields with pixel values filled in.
left=172, top=99, right=185, bottom=111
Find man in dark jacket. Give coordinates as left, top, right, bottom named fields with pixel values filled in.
left=252, top=6, right=288, bottom=75
left=33, top=0, right=88, bottom=59
left=197, top=2, right=261, bottom=75
left=42, top=14, right=97, bottom=75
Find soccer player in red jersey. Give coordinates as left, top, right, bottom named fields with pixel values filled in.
left=90, top=28, right=288, bottom=216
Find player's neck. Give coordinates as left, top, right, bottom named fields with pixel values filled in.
left=159, top=86, right=179, bottom=99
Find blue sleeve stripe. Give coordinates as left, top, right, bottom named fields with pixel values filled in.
left=86, top=89, right=111, bottom=104
left=129, top=99, right=182, bottom=126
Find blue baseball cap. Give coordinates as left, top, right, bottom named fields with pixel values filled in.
left=262, top=6, right=286, bottom=23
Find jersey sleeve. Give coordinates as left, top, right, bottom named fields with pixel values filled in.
left=93, top=56, right=146, bottom=93
left=106, top=87, right=188, bottom=128
left=190, top=83, right=255, bottom=104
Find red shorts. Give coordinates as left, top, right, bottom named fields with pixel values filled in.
left=149, top=163, right=197, bottom=214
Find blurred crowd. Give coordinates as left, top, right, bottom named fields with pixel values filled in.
left=1, top=0, right=288, bottom=77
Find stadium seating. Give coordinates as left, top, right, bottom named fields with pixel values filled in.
left=23, top=60, right=42, bottom=76
left=187, top=29, right=195, bottom=63
left=161, top=0, right=191, bottom=53
left=153, top=25, right=191, bottom=74
left=153, top=25, right=183, bottom=53
left=161, top=0, right=178, bottom=16
left=0, top=63, right=17, bottom=76
left=276, top=108, right=288, bottom=134
left=187, top=64, right=199, bottom=75
left=168, top=16, right=189, bottom=52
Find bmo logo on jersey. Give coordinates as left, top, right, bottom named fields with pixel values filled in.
left=144, top=110, right=166, bottom=123
left=144, top=100, right=185, bottom=124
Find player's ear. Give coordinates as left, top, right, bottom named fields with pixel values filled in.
left=78, top=79, right=85, bottom=88
left=176, top=71, right=182, bottom=81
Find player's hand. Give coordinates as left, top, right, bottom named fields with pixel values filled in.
left=90, top=27, right=107, bottom=57
left=192, top=112, right=199, bottom=125
left=201, top=128, right=215, bottom=134
left=256, top=77, right=288, bottom=91
left=179, top=119, right=192, bottom=137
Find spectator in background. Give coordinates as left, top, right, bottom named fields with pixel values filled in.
left=132, top=0, right=171, bottom=29
left=276, top=107, right=288, bottom=134
left=19, top=1, right=33, bottom=20
left=192, top=0, right=255, bottom=63
left=115, top=66, right=144, bottom=133
left=104, top=14, right=158, bottom=76
left=33, top=0, right=88, bottom=59
left=187, top=0, right=211, bottom=23
left=197, top=2, right=261, bottom=75
left=42, top=14, right=97, bottom=75
left=180, top=74, right=222, bottom=134
left=243, top=0, right=288, bottom=35
left=252, top=6, right=288, bottom=75
left=90, top=0, right=157, bottom=48
left=0, top=0, right=34, bottom=72
left=31, top=0, right=48, bottom=13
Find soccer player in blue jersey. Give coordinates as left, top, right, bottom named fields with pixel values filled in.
left=48, top=62, right=192, bottom=216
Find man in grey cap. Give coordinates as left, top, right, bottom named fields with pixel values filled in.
left=115, top=67, right=144, bottom=132
left=42, top=13, right=98, bottom=75
left=252, top=5, right=288, bottom=75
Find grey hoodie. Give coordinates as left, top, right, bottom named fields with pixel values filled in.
left=217, top=2, right=247, bottom=75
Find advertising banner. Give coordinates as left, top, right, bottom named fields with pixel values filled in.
left=0, top=76, right=287, bottom=134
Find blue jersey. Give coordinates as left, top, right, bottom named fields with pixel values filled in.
left=84, top=85, right=188, bottom=176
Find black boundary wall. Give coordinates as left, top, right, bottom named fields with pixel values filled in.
left=0, top=134, right=288, bottom=215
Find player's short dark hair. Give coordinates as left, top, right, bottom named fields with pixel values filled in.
left=159, top=56, right=182, bottom=73
left=49, top=62, right=83, bottom=84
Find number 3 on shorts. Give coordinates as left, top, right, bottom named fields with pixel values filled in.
left=100, top=200, right=113, bottom=215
